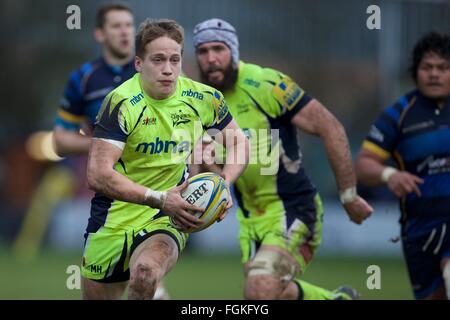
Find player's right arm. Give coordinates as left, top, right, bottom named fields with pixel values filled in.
left=355, top=110, right=423, bottom=198
left=53, top=70, right=92, bottom=156
left=87, top=139, right=203, bottom=229
left=291, top=99, right=373, bottom=224
left=356, top=149, right=423, bottom=198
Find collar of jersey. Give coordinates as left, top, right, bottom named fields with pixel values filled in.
left=415, top=88, right=450, bottom=110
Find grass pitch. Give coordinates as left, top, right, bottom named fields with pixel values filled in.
left=0, top=245, right=412, bottom=299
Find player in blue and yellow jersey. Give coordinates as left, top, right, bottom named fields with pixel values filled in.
left=356, top=31, right=450, bottom=300
left=192, top=18, right=373, bottom=300
left=53, top=3, right=135, bottom=156
left=82, top=19, right=249, bottom=299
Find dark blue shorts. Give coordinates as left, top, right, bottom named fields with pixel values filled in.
left=402, top=222, right=450, bottom=299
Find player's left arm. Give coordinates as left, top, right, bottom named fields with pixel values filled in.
left=210, top=119, right=249, bottom=220
left=291, top=99, right=373, bottom=224
left=218, top=119, right=249, bottom=186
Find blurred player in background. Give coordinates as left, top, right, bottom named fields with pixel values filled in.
left=356, top=31, right=450, bottom=300
left=53, top=3, right=135, bottom=155
left=82, top=19, right=248, bottom=299
left=52, top=3, right=172, bottom=299
left=192, top=18, right=373, bottom=300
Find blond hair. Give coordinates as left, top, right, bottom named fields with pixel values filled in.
left=135, top=19, right=184, bottom=58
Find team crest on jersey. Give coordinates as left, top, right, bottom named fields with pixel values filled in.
left=212, top=91, right=229, bottom=124
left=272, top=76, right=304, bottom=111
left=171, top=110, right=191, bottom=127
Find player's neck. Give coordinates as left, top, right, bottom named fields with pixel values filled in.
left=102, top=49, right=133, bottom=67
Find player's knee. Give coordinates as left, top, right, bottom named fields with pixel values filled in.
left=81, top=277, right=104, bottom=300
left=244, top=249, right=297, bottom=300
left=129, top=262, right=158, bottom=299
left=246, top=249, right=297, bottom=284
left=81, top=277, right=125, bottom=300
left=244, top=275, right=281, bottom=300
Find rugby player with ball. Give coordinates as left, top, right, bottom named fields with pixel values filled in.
left=82, top=19, right=249, bottom=300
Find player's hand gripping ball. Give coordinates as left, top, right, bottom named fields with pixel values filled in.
left=170, top=172, right=230, bottom=233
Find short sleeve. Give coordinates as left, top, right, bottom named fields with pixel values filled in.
left=270, top=74, right=312, bottom=121
left=54, top=71, right=85, bottom=131
left=203, top=90, right=233, bottom=131
left=244, top=69, right=312, bottom=121
left=93, top=93, right=131, bottom=143
left=362, top=107, right=401, bottom=160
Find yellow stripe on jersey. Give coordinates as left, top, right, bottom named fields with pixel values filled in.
left=362, top=140, right=390, bottom=160
left=57, top=109, right=85, bottom=124
left=392, top=150, right=405, bottom=170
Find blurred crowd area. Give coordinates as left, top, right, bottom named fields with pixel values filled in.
left=0, top=0, right=448, bottom=248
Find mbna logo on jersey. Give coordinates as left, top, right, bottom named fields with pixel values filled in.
left=135, top=137, right=190, bottom=155
left=182, top=89, right=204, bottom=100
left=130, top=93, right=144, bottom=106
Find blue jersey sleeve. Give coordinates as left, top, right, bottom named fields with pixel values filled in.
left=55, top=70, right=85, bottom=131
left=362, top=106, right=401, bottom=160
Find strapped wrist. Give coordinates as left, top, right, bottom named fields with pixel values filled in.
left=381, top=166, right=398, bottom=183
left=339, top=187, right=357, bottom=205
left=144, top=188, right=167, bottom=209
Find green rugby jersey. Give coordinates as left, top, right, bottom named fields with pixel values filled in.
left=222, top=61, right=317, bottom=222
left=90, top=73, right=232, bottom=229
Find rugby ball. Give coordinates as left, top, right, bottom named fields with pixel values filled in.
left=170, top=172, right=229, bottom=233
